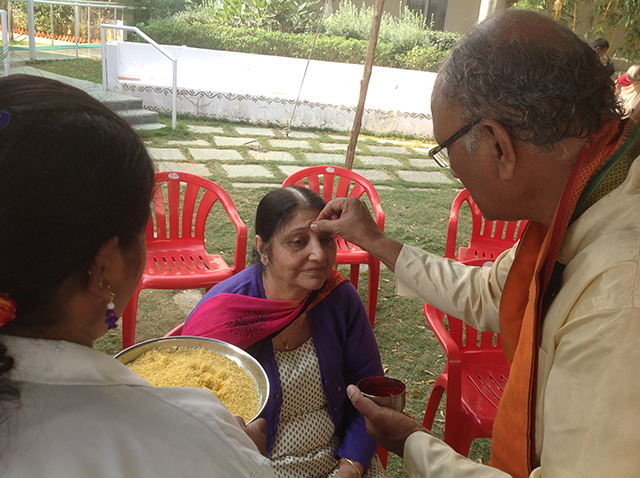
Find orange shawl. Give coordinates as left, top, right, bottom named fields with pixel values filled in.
left=489, top=119, right=640, bottom=476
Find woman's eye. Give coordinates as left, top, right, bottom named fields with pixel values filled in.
left=321, top=235, right=335, bottom=244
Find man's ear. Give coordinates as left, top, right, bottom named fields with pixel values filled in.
left=481, top=119, right=517, bottom=181
left=87, top=236, right=120, bottom=297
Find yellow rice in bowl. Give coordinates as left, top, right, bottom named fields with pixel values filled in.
left=127, top=346, right=260, bottom=422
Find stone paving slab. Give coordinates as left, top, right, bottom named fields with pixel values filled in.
left=167, top=139, right=211, bottom=146
left=155, top=161, right=211, bottom=176
left=190, top=148, right=244, bottom=161
left=222, top=164, right=274, bottom=178
left=367, top=145, right=410, bottom=155
left=232, top=182, right=281, bottom=189
left=214, top=136, right=259, bottom=147
left=304, top=152, right=346, bottom=164
left=354, top=169, right=393, bottom=182
left=397, top=170, right=451, bottom=184
left=376, top=139, right=415, bottom=146
left=235, top=126, right=275, bottom=136
left=188, top=125, right=224, bottom=134
left=268, top=139, right=312, bottom=149
left=285, top=131, right=319, bottom=139
left=408, top=158, right=439, bottom=169
left=249, top=150, right=297, bottom=162
left=319, top=142, right=363, bottom=152
left=358, top=155, right=403, bottom=167
left=327, top=134, right=350, bottom=141
left=412, top=147, right=432, bottom=155
left=147, top=147, right=186, bottom=160
left=279, top=165, right=314, bottom=178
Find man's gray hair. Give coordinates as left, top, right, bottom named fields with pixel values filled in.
left=437, top=10, right=622, bottom=147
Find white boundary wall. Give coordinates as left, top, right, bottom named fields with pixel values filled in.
left=104, top=41, right=436, bottom=136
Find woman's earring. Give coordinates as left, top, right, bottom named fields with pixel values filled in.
left=105, top=288, right=119, bottom=330
left=261, top=256, right=269, bottom=265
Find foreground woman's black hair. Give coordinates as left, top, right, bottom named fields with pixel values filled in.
left=0, top=74, right=155, bottom=429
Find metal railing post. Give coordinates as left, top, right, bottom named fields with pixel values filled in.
left=1, top=10, right=9, bottom=76
left=101, top=23, right=177, bottom=129
left=73, top=4, right=78, bottom=58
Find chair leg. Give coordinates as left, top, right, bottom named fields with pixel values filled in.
left=121, top=288, right=141, bottom=350
left=422, top=383, right=445, bottom=430
left=367, top=258, right=380, bottom=327
left=446, top=431, right=474, bottom=458
left=349, top=264, right=360, bottom=289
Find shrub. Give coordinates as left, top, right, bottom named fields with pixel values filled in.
left=137, top=0, right=459, bottom=72
left=139, top=19, right=452, bottom=72
left=322, top=0, right=460, bottom=54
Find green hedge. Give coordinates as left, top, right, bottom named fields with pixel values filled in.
left=138, top=19, right=450, bottom=72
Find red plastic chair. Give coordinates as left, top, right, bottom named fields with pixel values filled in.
left=121, top=171, right=247, bottom=349
left=282, top=166, right=385, bottom=327
left=446, top=189, right=528, bottom=262
left=421, top=260, right=510, bottom=456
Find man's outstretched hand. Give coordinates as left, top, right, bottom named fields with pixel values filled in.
left=311, top=198, right=403, bottom=271
left=347, top=384, right=432, bottom=457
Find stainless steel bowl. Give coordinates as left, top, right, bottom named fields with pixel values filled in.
left=114, top=336, right=269, bottom=423
left=357, top=376, right=406, bottom=412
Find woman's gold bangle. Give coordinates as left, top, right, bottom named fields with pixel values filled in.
left=338, top=457, right=363, bottom=478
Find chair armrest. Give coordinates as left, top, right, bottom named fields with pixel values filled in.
left=228, top=209, right=248, bottom=273
left=423, top=303, right=461, bottom=365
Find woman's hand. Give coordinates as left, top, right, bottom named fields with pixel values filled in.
left=335, top=457, right=364, bottom=478
left=235, top=416, right=268, bottom=456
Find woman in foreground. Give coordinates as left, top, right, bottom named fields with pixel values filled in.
left=0, top=75, right=273, bottom=478
left=184, top=187, right=387, bottom=478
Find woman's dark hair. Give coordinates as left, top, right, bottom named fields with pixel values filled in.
left=0, top=75, right=155, bottom=419
left=253, top=186, right=326, bottom=264
left=438, top=10, right=622, bottom=147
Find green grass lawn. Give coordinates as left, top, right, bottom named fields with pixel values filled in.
left=35, top=58, right=490, bottom=475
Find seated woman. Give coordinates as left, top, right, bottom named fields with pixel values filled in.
left=183, top=187, right=387, bottom=478
left=0, top=75, right=273, bottom=477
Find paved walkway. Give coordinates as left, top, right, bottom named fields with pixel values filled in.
left=147, top=124, right=448, bottom=190
left=9, top=66, right=447, bottom=189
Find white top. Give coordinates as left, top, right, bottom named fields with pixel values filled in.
left=395, top=156, right=640, bottom=477
left=0, top=335, right=275, bottom=478
left=271, top=338, right=338, bottom=478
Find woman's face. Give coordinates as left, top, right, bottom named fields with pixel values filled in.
left=259, top=207, right=336, bottom=301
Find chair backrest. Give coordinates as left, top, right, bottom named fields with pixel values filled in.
left=281, top=165, right=385, bottom=231
left=149, top=171, right=247, bottom=273
left=425, top=258, right=504, bottom=356
left=445, top=188, right=527, bottom=262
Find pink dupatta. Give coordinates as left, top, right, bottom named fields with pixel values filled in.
left=185, top=269, right=347, bottom=349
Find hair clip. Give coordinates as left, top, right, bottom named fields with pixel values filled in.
left=0, top=111, right=10, bottom=129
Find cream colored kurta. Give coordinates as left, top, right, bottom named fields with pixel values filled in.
left=395, top=158, right=640, bottom=477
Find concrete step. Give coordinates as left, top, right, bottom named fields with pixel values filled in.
left=106, top=97, right=144, bottom=112
left=118, top=107, right=159, bottom=125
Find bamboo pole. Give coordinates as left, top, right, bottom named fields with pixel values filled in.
left=345, top=0, right=385, bottom=170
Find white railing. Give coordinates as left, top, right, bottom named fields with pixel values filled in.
left=1, top=10, right=9, bottom=76
left=8, top=0, right=132, bottom=60
left=100, top=24, right=177, bottom=130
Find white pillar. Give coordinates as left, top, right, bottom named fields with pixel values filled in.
left=27, top=0, right=35, bottom=60
left=478, top=0, right=497, bottom=23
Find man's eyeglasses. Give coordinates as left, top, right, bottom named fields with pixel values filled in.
left=428, top=118, right=481, bottom=168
